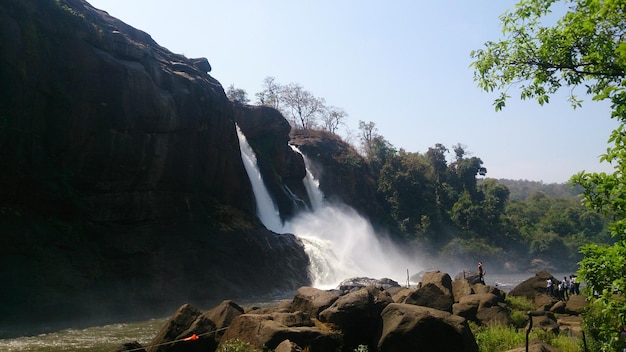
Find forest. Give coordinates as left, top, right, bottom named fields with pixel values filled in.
left=227, top=79, right=613, bottom=272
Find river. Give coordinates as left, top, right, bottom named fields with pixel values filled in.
left=0, top=271, right=576, bottom=351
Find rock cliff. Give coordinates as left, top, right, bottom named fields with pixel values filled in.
left=0, top=0, right=309, bottom=333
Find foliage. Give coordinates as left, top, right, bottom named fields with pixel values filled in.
left=471, top=0, right=626, bottom=349
left=353, top=345, right=369, bottom=352
left=471, top=324, right=581, bottom=352
left=505, top=295, right=536, bottom=312
left=226, top=84, right=250, bottom=104
left=472, top=324, right=526, bottom=352
left=219, top=339, right=263, bottom=352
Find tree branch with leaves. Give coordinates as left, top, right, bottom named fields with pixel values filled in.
left=471, top=1, right=626, bottom=349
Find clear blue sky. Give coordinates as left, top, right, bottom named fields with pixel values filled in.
left=88, top=0, right=618, bottom=183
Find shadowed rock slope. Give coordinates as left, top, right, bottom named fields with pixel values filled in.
left=0, top=0, right=309, bottom=333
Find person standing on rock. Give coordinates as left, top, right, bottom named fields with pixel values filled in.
left=478, top=262, right=485, bottom=284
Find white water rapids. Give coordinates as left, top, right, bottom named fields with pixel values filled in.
left=237, top=128, right=421, bottom=289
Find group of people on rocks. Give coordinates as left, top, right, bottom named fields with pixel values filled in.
left=546, top=275, right=580, bottom=300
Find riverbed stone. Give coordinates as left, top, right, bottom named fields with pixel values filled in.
left=564, top=294, right=587, bottom=314
left=403, top=283, right=454, bottom=312
left=219, top=312, right=342, bottom=352
left=289, top=286, right=340, bottom=319
left=147, top=304, right=203, bottom=352
left=377, top=303, right=478, bottom=352
left=319, top=286, right=392, bottom=351
left=452, top=279, right=474, bottom=302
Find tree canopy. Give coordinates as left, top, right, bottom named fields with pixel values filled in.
left=471, top=0, right=626, bottom=350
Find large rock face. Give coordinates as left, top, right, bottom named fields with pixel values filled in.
left=0, top=0, right=309, bottom=332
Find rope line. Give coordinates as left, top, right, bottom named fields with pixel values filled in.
left=122, top=326, right=230, bottom=352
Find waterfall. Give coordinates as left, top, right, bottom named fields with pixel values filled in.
left=238, top=128, right=420, bottom=289
left=290, top=145, right=324, bottom=211
left=236, top=125, right=283, bottom=233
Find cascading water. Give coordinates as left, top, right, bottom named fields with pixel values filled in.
left=237, top=128, right=420, bottom=289
left=236, top=125, right=283, bottom=233
left=290, top=145, right=324, bottom=211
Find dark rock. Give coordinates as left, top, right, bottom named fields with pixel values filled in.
left=337, top=277, right=400, bottom=293
left=274, top=339, right=304, bottom=352
left=452, top=303, right=478, bottom=321
left=233, top=104, right=307, bottom=220
left=200, top=300, right=244, bottom=343
left=319, top=286, right=392, bottom=351
left=0, top=0, right=311, bottom=330
left=377, top=303, right=479, bottom=352
left=534, top=293, right=559, bottom=311
left=403, top=283, right=455, bottom=313
left=475, top=306, right=513, bottom=326
left=509, top=271, right=558, bottom=300
left=147, top=304, right=203, bottom=352
left=452, top=279, right=474, bottom=302
left=289, top=287, right=340, bottom=319
left=421, top=271, right=453, bottom=297
left=219, top=312, right=342, bottom=352
left=549, top=300, right=566, bottom=314
left=289, top=129, right=388, bottom=228
left=564, top=295, right=588, bottom=315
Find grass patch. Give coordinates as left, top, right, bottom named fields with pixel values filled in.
left=471, top=324, right=583, bottom=352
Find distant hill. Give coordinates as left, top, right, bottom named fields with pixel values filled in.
left=482, top=178, right=583, bottom=201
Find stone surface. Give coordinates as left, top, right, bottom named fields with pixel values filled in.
left=509, top=271, right=558, bottom=300
left=403, top=283, right=455, bottom=313
left=289, top=287, right=340, bottom=319
left=0, top=0, right=311, bottom=330
left=220, top=312, right=342, bottom=352
left=319, top=286, right=393, bottom=351
left=377, top=303, right=479, bottom=352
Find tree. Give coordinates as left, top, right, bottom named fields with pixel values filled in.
left=225, top=84, right=249, bottom=104
left=280, top=83, right=324, bottom=129
left=358, top=120, right=378, bottom=157
left=320, top=106, right=347, bottom=134
left=471, top=1, right=626, bottom=349
left=255, top=76, right=282, bottom=110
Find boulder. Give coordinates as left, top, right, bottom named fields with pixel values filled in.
left=421, top=271, right=453, bottom=297
left=509, top=271, right=558, bottom=300
left=274, top=339, right=303, bottom=352
left=147, top=304, right=202, bottom=352
left=219, top=312, right=342, bottom=352
left=454, top=271, right=482, bottom=285
left=201, top=300, right=244, bottom=342
left=475, top=305, right=513, bottom=327
left=534, top=293, right=558, bottom=311
left=452, top=279, right=474, bottom=302
left=390, top=287, right=412, bottom=303
left=557, top=315, right=583, bottom=336
left=452, top=303, right=478, bottom=321
left=377, top=303, right=479, bottom=352
left=471, top=283, right=506, bottom=302
left=337, top=277, right=401, bottom=293
left=289, top=286, right=340, bottom=319
left=458, top=293, right=500, bottom=310
left=564, top=294, right=587, bottom=315
left=549, top=300, right=566, bottom=314
left=319, top=286, right=392, bottom=351
left=403, top=283, right=454, bottom=313
left=530, top=312, right=559, bottom=334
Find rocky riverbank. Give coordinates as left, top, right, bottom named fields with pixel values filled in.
left=115, top=270, right=587, bottom=352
